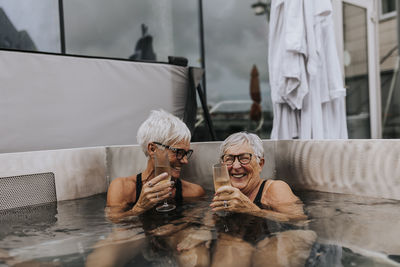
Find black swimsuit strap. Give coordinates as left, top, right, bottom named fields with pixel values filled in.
left=253, top=180, right=267, bottom=208
left=135, top=173, right=142, bottom=204
left=175, top=178, right=183, bottom=203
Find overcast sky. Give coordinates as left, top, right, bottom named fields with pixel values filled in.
left=0, top=0, right=272, bottom=110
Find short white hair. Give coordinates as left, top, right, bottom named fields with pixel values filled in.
left=219, top=132, right=264, bottom=160
left=137, top=110, right=191, bottom=156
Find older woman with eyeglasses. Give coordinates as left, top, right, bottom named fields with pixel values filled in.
left=107, top=109, right=205, bottom=218
left=210, top=131, right=305, bottom=220
left=209, top=132, right=315, bottom=267
left=89, top=110, right=208, bottom=267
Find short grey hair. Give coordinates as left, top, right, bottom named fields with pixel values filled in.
left=219, top=132, right=264, bottom=160
left=137, top=110, right=191, bottom=156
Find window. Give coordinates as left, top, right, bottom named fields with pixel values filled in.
left=194, top=0, right=273, bottom=141
left=380, top=0, right=396, bottom=20
left=63, top=0, right=200, bottom=65
left=0, top=0, right=61, bottom=53
left=0, top=0, right=200, bottom=65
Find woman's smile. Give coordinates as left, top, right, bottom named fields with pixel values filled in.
left=230, top=173, right=247, bottom=179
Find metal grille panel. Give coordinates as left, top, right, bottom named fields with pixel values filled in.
left=0, top=172, right=56, bottom=210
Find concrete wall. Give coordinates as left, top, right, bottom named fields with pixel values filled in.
left=0, top=147, right=107, bottom=202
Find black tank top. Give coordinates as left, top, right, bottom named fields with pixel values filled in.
left=253, top=180, right=267, bottom=208
left=132, top=173, right=183, bottom=206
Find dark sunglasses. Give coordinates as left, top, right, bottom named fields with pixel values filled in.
left=153, top=142, right=193, bottom=160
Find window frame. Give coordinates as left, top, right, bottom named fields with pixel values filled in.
left=333, top=0, right=382, bottom=138
left=379, top=0, right=397, bottom=21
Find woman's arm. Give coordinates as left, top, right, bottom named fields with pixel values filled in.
left=181, top=180, right=206, bottom=198
left=210, top=183, right=306, bottom=222
left=263, top=180, right=307, bottom=220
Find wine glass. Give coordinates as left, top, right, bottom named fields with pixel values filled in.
left=154, top=149, right=176, bottom=212
left=213, top=163, right=231, bottom=228
left=213, top=163, right=231, bottom=193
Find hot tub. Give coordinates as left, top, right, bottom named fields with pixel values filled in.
left=0, top=140, right=399, bottom=266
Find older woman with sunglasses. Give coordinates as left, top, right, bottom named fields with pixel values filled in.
left=210, top=131, right=305, bottom=220
left=89, top=110, right=208, bottom=267
left=107, top=109, right=205, bottom=218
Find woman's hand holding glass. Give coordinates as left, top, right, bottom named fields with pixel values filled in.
left=210, top=185, right=258, bottom=213
left=154, top=149, right=176, bottom=212
left=211, top=163, right=254, bottom=213
left=134, top=172, right=174, bottom=213
left=211, top=186, right=291, bottom=221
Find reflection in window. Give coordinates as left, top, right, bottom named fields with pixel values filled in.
left=343, top=3, right=370, bottom=138
left=0, top=0, right=60, bottom=53
left=194, top=0, right=272, bottom=141
left=63, top=0, right=200, bottom=66
left=129, top=24, right=157, bottom=61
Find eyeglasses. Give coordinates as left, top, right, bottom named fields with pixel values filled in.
left=153, top=142, right=193, bottom=160
left=221, top=153, right=253, bottom=166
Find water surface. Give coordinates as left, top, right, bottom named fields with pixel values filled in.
left=0, top=190, right=399, bottom=267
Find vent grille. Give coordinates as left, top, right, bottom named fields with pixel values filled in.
left=0, top=172, right=56, bottom=211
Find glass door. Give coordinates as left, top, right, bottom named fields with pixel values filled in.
left=334, top=0, right=382, bottom=138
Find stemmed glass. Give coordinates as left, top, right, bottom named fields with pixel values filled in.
left=154, top=149, right=176, bottom=212
left=213, top=163, right=231, bottom=231
left=213, top=163, right=231, bottom=192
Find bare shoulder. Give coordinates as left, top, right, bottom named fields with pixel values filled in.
left=262, top=179, right=306, bottom=219
left=107, top=176, right=137, bottom=207
left=180, top=179, right=205, bottom=198
left=264, top=179, right=299, bottom=203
